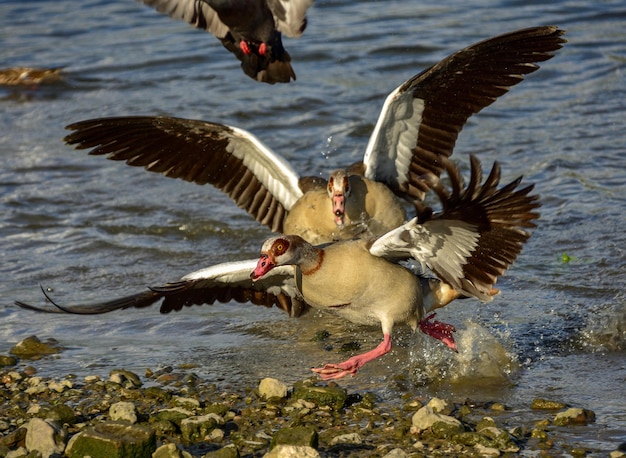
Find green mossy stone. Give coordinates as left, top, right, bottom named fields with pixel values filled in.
left=270, top=426, right=319, bottom=449
left=292, top=382, right=347, bottom=410
left=66, top=421, right=156, bottom=458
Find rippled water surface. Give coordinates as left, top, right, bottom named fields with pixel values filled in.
left=1, top=0, right=625, bottom=454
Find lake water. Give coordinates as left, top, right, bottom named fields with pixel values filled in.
left=1, top=0, right=625, bottom=454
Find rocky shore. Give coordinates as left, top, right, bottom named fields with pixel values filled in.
left=1, top=336, right=624, bottom=458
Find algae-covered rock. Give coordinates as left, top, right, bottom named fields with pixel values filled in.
left=532, top=398, right=568, bottom=410
left=180, top=415, right=218, bottom=443
left=270, top=426, right=318, bottom=449
left=65, top=421, right=156, bottom=458
left=151, top=408, right=193, bottom=426
left=329, top=432, right=363, bottom=446
left=0, top=355, right=18, bottom=367
left=292, top=381, right=347, bottom=409
left=203, top=444, right=240, bottom=458
left=10, top=336, right=62, bottom=358
left=39, top=403, right=77, bottom=425
left=554, top=407, right=596, bottom=426
left=152, top=443, right=193, bottom=458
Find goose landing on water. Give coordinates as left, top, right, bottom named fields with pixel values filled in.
left=63, top=26, right=564, bottom=244
left=16, top=154, right=540, bottom=380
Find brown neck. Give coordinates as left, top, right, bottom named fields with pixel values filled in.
left=298, top=244, right=325, bottom=276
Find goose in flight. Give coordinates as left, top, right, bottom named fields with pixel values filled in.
left=139, top=0, right=313, bottom=83
left=63, top=26, right=564, bottom=244
left=16, top=154, right=540, bottom=379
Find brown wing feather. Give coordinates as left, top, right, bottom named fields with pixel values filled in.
left=64, top=116, right=289, bottom=232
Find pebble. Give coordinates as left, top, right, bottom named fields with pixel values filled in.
left=0, top=343, right=604, bottom=457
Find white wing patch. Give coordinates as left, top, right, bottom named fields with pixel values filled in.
left=272, top=0, right=313, bottom=37
left=227, top=125, right=304, bottom=210
left=363, top=85, right=425, bottom=188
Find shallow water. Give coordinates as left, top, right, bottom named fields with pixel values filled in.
left=1, top=0, right=625, bottom=454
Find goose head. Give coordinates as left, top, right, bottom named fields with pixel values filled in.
left=327, top=169, right=351, bottom=227
left=251, top=235, right=307, bottom=281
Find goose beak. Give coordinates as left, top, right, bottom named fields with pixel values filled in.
left=251, top=254, right=274, bottom=281
left=332, top=194, right=346, bottom=226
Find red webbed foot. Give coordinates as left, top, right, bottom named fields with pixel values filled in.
left=419, top=313, right=457, bottom=351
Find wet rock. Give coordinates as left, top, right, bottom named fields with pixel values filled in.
left=25, top=418, right=65, bottom=458
left=180, top=415, right=219, bottom=443
left=532, top=398, right=568, bottom=410
left=6, top=446, right=28, bottom=458
left=411, top=405, right=464, bottom=434
left=173, top=396, right=201, bottom=409
left=382, top=449, right=408, bottom=458
left=152, top=442, right=193, bottom=458
left=473, top=443, right=500, bottom=456
left=109, top=369, right=142, bottom=389
left=152, top=407, right=193, bottom=426
left=9, top=336, right=62, bottom=358
left=39, top=403, right=77, bottom=425
left=270, top=426, right=318, bottom=449
left=0, top=427, right=26, bottom=448
left=259, top=378, right=288, bottom=400
left=292, top=381, right=347, bottom=409
left=65, top=421, right=156, bottom=458
left=144, top=386, right=172, bottom=403
left=329, top=432, right=363, bottom=446
left=264, top=445, right=320, bottom=458
left=109, top=401, right=138, bottom=424
left=553, top=407, right=596, bottom=426
left=427, top=397, right=452, bottom=415
left=0, top=355, right=18, bottom=367
left=203, top=444, right=240, bottom=458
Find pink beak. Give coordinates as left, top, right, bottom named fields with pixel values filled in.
left=332, top=194, right=346, bottom=226
left=251, top=254, right=274, bottom=281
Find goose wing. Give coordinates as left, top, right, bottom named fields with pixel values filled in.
left=369, top=155, right=540, bottom=301
left=363, top=25, right=566, bottom=201
left=141, top=0, right=230, bottom=38
left=267, top=0, right=313, bottom=37
left=65, top=116, right=303, bottom=232
left=15, top=260, right=309, bottom=318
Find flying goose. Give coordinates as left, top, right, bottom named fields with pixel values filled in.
left=63, top=26, right=564, bottom=244
left=139, top=0, right=313, bottom=83
left=16, top=154, right=540, bottom=379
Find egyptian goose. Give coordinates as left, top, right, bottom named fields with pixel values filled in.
left=0, top=67, right=64, bottom=86
left=139, top=0, right=313, bottom=83
left=16, top=154, right=540, bottom=379
left=62, top=26, right=564, bottom=244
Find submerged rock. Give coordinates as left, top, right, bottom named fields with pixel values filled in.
left=553, top=407, right=596, bottom=426
left=9, top=336, right=62, bottom=358
left=532, top=398, right=568, bottom=410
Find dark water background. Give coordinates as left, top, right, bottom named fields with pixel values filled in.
left=1, top=0, right=625, bottom=454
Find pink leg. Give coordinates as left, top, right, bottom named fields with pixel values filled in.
left=258, top=42, right=267, bottom=56
left=239, top=41, right=252, bottom=55
left=419, top=313, right=457, bottom=351
left=312, top=334, right=392, bottom=380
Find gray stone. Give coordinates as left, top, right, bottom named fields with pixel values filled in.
left=65, top=421, right=156, bottom=458
left=329, top=432, right=363, bottom=446
left=264, top=445, right=320, bottom=458
left=110, top=401, right=138, bottom=424
left=382, top=449, right=409, bottom=458
left=152, top=442, right=193, bottom=458
left=25, top=417, right=65, bottom=458
left=109, top=369, right=143, bottom=388
left=412, top=405, right=463, bottom=432
left=258, top=378, right=289, bottom=400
